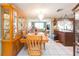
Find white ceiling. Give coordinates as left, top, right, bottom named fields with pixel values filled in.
left=13, top=3, right=77, bottom=18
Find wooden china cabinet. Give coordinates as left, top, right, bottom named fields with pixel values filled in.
left=1, top=4, right=26, bottom=56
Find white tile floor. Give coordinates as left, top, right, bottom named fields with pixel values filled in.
left=17, top=38, right=73, bottom=56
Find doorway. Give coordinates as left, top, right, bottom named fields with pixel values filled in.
left=27, top=19, right=52, bottom=38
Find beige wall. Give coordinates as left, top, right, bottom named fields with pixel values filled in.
left=0, top=6, right=2, bottom=56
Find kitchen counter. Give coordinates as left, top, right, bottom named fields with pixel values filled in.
left=54, top=30, right=74, bottom=46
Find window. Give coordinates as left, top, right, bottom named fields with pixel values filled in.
left=35, top=22, right=44, bottom=29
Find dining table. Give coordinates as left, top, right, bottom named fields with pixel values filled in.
left=20, top=32, right=48, bottom=50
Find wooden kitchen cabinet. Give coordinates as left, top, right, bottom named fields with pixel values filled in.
left=58, top=31, right=74, bottom=46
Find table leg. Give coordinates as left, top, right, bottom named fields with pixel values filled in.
left=43, top=43, right=45, bottom=50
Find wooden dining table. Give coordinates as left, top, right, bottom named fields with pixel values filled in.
left=20, top=32, right=48, bottom=50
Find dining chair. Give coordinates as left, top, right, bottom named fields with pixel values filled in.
left=27, top=35, right=42, bottom=56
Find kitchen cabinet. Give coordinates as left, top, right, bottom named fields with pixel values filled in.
left=58, top=31, right=74, bottom=46
left=55, top=18, right=74, bottom=46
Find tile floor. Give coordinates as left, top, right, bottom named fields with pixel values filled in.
left=17, top=38, right=73, bottom=56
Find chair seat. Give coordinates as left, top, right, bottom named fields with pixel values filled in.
left=30, top=46, right=41, bottom=51
left=28, top=50, right=41, bottom=56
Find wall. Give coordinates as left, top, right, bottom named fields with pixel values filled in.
left=0, top=6, right=2, bottom=56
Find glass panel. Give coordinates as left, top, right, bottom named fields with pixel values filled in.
left=3, top=9, right=10, bottom=40
left=18, top=17, right=22, bottom=33
left=33, top=22, right=46, bottom=32
left=13, top=11, right=17, bottom=38
left=35, top=22, right=44, bottom=29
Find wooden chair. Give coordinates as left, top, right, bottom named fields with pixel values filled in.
left=27, top=35, right=42, bottom=56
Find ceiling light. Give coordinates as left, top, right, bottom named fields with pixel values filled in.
left=35, top=8, right=48, bottom=15
left=33, top=8, right=48, bottom=20
left=38, top=14, right=44, bottom=20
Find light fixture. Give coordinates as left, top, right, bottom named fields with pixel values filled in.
left=34, top=8, right=48, bottom=20
left=38, top=14, right=44, bottom=20
left=64, top=14, right=68, bottom=19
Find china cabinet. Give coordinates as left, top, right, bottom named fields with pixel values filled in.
left=1, top=4, right=26, bottom=56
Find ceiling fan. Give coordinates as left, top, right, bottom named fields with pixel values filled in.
left=56, top=8, right=64, bottom=12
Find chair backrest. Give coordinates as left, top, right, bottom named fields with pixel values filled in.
left=27, top=35, right=42, bottom=56
left=27, top=35, right=42, bottom=49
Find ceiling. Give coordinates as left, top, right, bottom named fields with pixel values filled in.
left=13, top=3, right=77, bottom=18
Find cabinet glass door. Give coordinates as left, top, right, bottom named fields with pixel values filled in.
left=13, top=11, right=17, bottom=38
left=18, top=17, right=22, bottom=33
left=3, top=9, right=10, bottom=40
